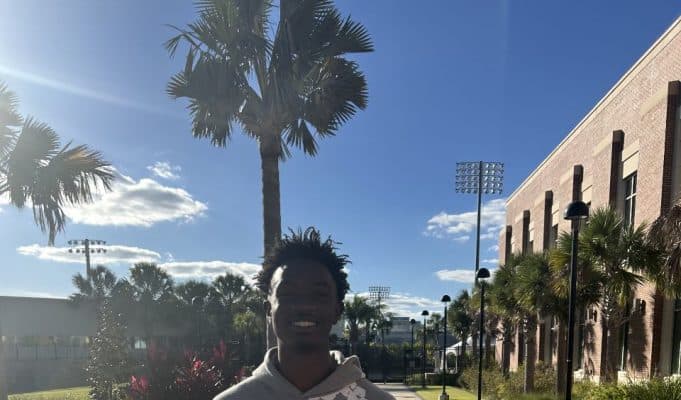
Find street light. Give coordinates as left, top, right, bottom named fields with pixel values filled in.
left=421, top=310, right=429, bottom=388
left=440, top=295, right=451, bottom=400
left=476, top=268, right=491, bottom=400
left=455, top=162, right=504, bottom=282
left=410, top=318, right=416, bottom=377
left=564, top=200, right=589, bottom=400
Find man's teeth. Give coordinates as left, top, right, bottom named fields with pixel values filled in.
left=293, top=321, right=317, bottom=328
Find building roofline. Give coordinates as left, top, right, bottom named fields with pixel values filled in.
left=507, top=14, right=681, bottom=205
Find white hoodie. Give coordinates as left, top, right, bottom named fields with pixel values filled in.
left=214, top=348, right=395, bottom=400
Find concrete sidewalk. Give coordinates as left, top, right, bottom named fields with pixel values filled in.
left=376, top=383, right=422, bottom=399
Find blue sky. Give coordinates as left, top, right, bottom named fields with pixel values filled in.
left=1, top=1, right=680, bottom=318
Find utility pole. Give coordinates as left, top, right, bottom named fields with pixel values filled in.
left=68, top=239, right=107, bottom=280
left=369, top=286, right=390, bottom=382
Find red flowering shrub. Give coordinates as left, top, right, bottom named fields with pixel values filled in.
left=128, top=340, right=235, bottom=400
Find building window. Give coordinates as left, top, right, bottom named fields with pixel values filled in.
left=672, top=299, right=681, bottom=375
left=624, top=173, right=637, bottom=227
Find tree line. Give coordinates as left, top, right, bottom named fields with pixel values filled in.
left=446, top=205, right=681, bottom=395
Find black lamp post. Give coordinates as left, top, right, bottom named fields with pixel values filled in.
left=440, top=295, right=451, bottom=400
left=476, top=267, right=491, bottom=400
left=564, top=200, right=589, bottom=400
left=410, top=318, right=416, bottom=377
left=421, top=310, right=429, bottom=388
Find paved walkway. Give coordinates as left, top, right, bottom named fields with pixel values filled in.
left=376, top=383, right=422, bottom=399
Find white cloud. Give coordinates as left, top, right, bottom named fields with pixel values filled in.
left=435, top=268, right=497, bottom=284
left=426, top=198, right=506, bottom=242
left=159, top=261, right=261, bottom=283
left=435, top=269, right=476, bottom=283
left=0, top=289, right=66, bottom=299
left=147, top=161, right=181, bottom=180
left=482, top=258, right=499, bottom=265
left=63, top=168, right=207, bottom=227
left=17, top=244, right=162, bottom=265
left=354, top=292, right=443, bottom=319
left=17, top=243, right=260, bottom=283
left=487, top=244, right=500, bottom=253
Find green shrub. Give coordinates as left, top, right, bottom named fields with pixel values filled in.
left=575, top=378, right=681, bottom=400
left=458, top=362, right=556, bottom=400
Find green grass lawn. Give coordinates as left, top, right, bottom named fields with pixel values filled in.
left=9, top=387, right=89, bottom=400
left=411, top=385, right=477, bottom=400
left=409, top=386, right=560, bottom=400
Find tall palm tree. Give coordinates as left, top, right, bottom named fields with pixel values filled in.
left=70, top=265, right=119, bottom=306
left=553, top=207, right=660, bottom=382
left=0, top=82, right=113, bottom=244
left=165, top=0, right=373, bottom=266
left=127, top=263, right=175, bottom=341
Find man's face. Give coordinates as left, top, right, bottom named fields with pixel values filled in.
left=266, top=259, right=342, bottom=352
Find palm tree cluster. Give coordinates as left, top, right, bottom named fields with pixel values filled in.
left=0, top=82, right=113, bottom=244
left=70, top=263, right=265, bottom=364
left=446, top=206, right=676, bottom=395
left=343, top=295, right=397, bottom=352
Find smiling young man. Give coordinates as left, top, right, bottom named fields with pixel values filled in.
left=214, top=228, right=394, bottom=400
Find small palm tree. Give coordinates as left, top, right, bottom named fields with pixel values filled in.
left=343, top=295, right=373, bottom=353
left=448, top=290, right=474, bottom=370
left=209, top=273, right=250, bottom=338
left=548, top=230, right=603, bottom=394
left=488, top=263, right=520, bottom=376
left=127, top=263, right=175, bottom=342
left=514, top=252, right=557, bottom=393
left=70, top=265, right=119, bottom=306
left=648, top=198, right=681, bottom=297
left=165, top=0, right=373, bottom=265
left=556, top=207, right=660, bottom=382
left=0, top=82, right=113, bottom=244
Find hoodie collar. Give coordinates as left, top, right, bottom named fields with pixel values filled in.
left=253, top=348, right=365, bottom=398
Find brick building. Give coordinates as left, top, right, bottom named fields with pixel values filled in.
left=497, top=16, right=681, bottom=382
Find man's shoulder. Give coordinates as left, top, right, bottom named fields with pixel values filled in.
left=356, top=379, right=397, bottom=400
left=213, top=375, right=268, bottom=400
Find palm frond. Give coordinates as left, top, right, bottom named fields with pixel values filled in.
left=302, top=58, right=368, bottom=134
left=0, top=82, right=21, bottom=160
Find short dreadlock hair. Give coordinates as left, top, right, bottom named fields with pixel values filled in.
left=256, top=227, right=350, bottom=306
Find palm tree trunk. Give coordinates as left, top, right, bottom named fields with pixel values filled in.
left=501, top=333, right=512, bottom=376
left=524, top=315, right=537, bottom=393
left=485, top=331, right=493, bottom=366
left=556, top=323, right=567, bottom=395
left=260, top=138, right=282, bottom=350
left=602, top=319, right=620, bottom=383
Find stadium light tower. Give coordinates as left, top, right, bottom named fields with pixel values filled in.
left=455, top=161, right=504, bottom=281
left=68, top=239, right=107, bottom=280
